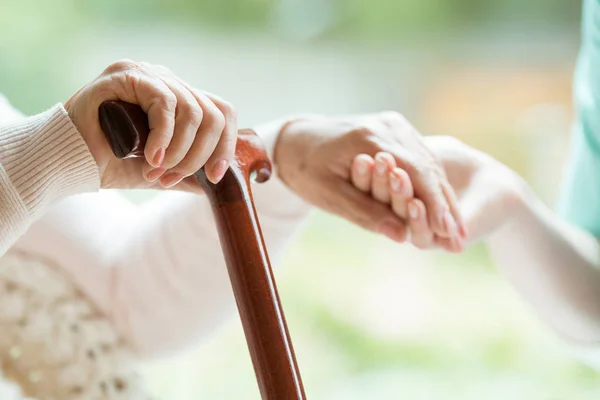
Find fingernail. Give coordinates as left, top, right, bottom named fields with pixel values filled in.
left=356, top=160, right=368, bottom=176
left=390, top=173, right=401, bottom=192
left=160, top=172, right=185, bottom=188
left=210, top=160, right=229, bottom=183
left=375, top=160, right=387, bottom=176
left=379, top=220, right=404, bottom=242
left=152, top=147, right=165, bottom=168
left=146, top=167, right=166, bottom=182
left=443, top=210, right=458, bottom=237
left=408, top=203, right=419, bottom=219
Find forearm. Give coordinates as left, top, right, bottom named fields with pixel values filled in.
left=487, top=180, right=600, bottom=345
left=112, top=177, right=310, bottom=358
left=15, top=117, right=312, bottom=359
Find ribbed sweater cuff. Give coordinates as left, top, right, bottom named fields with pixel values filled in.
left=0, top=104, right=100, bottom=221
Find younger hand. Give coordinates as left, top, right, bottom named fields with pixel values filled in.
left=350, top=136, right=525, bottom=251
left=350, top=151, right=466, bottom=252
left=65, top=60, right=237, bottom=191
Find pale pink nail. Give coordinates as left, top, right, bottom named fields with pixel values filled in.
left=375, top=160, right=387, bottom=175
left=152, top=147, right=165, bottom=168
left=210, top=159, right=229, bottom=183
left=146, top=167, right=166, bottom=182
left=160, top=172, right=185, bottom=188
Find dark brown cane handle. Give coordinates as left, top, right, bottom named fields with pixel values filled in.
left=98, top=100, right=306, bottom=400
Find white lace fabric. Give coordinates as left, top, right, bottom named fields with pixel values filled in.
left=0, top=250, right=152, bottom=400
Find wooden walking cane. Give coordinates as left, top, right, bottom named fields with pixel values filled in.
left=98, top=100, right=306, bottom=400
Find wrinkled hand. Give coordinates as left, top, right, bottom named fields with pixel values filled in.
left=274, top=112, right=466, bottom=242
left=349, top=135, right=526, bottom=250
left=65, top=60, right=237, bottom=191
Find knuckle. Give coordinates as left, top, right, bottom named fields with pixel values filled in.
left=189, top=108, right=204, bottom=127
left=116, top=69, right=142, bottom=91
left=219, top=100, right=236, bottom=118
left=208, top=111, right=226, bottom=132
left=105, top=59, right=138, bottom=74
left=347, top=127, right=378, bottom=150
left=159, top=92, right=178, bottom=112
left=180, top=103, right=204, bottom=126
left=349, top=126, right=372, bottom=139
left=222, top=131, right=238, bottom=152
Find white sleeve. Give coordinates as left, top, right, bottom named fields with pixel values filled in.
left=12, top=119, right=312, bottom=358
left=0, top=97, right=99, bottom=256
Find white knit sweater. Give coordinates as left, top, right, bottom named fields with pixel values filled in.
left=0, top=95, right=311, bottom=399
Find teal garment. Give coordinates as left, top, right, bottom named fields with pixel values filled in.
left=558, top=0, right=600, bottom=237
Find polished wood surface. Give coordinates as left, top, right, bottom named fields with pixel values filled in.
left=99, top=100, right=306, bottom=400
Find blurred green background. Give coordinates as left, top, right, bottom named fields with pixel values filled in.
left=1, top=0, right=595, bottom=398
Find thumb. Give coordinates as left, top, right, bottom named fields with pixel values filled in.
left=328, top=178, right=408, bottom=242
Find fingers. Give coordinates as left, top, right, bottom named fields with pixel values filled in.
left=388, top=165, right=463, bottom=252
left=152, top=89, right=226, bottom=187
left=105, top=61, right=176, bottom=167
left=154, top=85, right=235, bottom=186
left=331, top=178, right=408, bottom=243
left=409, top=166, right=448, bottom=237
left=349, top=152, right=463, bottom=252
left=151, top=76, right=203, bottom=187
left=349, top=151, right=416, bottom=221
left=351, top=154, right=375, bottom=192
left=104, top=60, right=236, bottom=187
left=349, top=150, right=464, bottom=252
left=386, top=146, right=456, bottom=239
left=352, top=152, right=405, bottom=209
left=390, top=167, right=414, bottom=219
left=371, top=153, right=396, bottom=203
left=202, top=92, right=238, bottom=183
left=406, top=198, right=464, bottom=252
left=406, top=199, right=435, bottom=249
left=443, top=180, right=468, bottom=238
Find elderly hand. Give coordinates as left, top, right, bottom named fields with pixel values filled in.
left=273, top=112, right=466, bottom=243
left=65, top=60, right=237, bottom=191
left=349, top=135, right=526, bottom=250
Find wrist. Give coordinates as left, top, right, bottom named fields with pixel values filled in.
left=486, top=168, right=535, bottom=241
left=64, top=87, right=111, bottom=178
left=258, top=114, right=321, bottom=185
left=0, top=104, right=100, bottom=218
